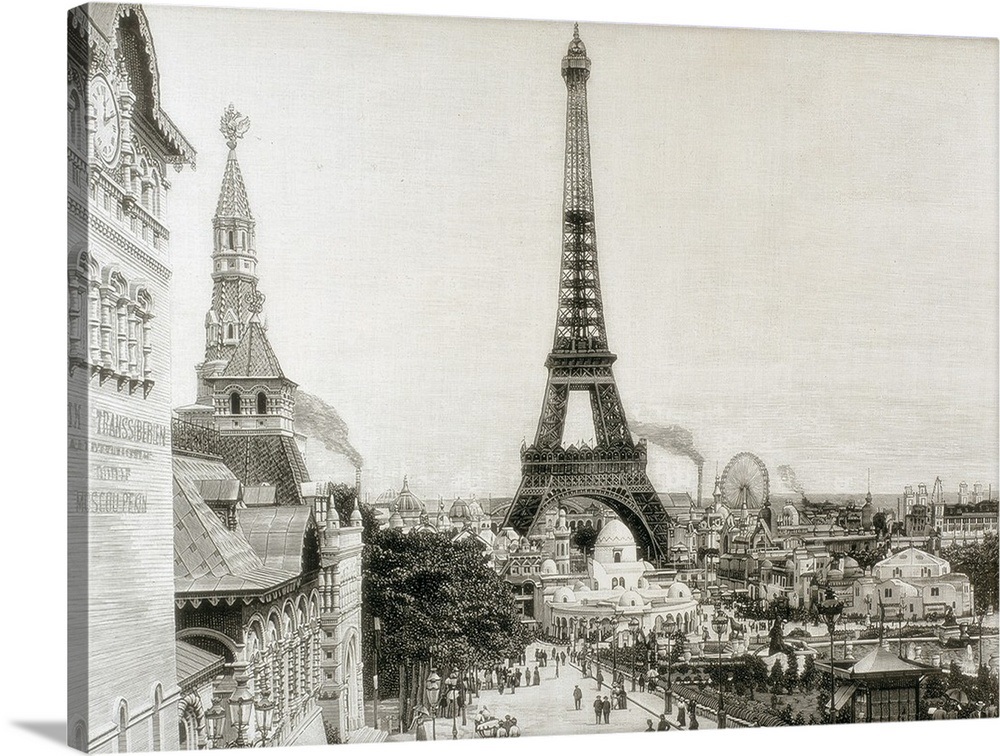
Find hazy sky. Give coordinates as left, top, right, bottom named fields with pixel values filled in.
left=146, top=4, right=999, bottom=500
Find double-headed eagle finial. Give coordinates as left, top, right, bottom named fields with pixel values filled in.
left=220, top=103, right=251, bottom=150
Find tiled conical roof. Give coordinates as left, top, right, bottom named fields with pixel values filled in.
left=215, top=148, right=254, bottom=221
left=221, top=320, right=285, bottom=378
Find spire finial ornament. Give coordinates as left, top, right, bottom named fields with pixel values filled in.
left=244, top=288, right=265, bottom=316
left=220, top=104, right=251, bottom=150
left=573, top=22, right=579, bottom=39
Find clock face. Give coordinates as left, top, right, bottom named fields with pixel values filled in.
left=90, top=74, right=121, bottom=167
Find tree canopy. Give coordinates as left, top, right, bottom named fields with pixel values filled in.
left=571, top=524, right=599, bottom=555
left=943, top=532, right=998, bottom=616
left=363, top=527, right=529, bottom=671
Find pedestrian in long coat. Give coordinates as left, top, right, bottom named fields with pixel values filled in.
left=638, top=673, right=645, bottom=693
left=561, top=651, right=567, bottom=665
left=593, top=696, right=603, bottom=725
left=532, top=667, right=540, bottom=686
left=657, top=714, right=669, bottom=731
left=677, top=702, right=686, bottom=728
left=602, top=696, right=611, bottom=724
left=688, top=706, right=699, bottom=731
left=573, top=685, right=583, bottom=710
left=596, top=669, right=604, bottom=690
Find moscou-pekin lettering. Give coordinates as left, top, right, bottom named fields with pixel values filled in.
left=74, top=490, right=148, bottom=514
left=92, top=409, right=168, bottom=446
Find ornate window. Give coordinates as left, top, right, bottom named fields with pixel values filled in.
left=230, top=392, right=242, bottom=415
left=257, top=391, right=267, bottom=415
left=117, top=700, right=129, bottom=753
left=72, top=721, right=87, bottom=751
left=151, top=684, right=162, bottom=751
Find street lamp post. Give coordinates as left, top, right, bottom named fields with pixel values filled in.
left=373, top=617, right=382, bottom=730
left=711, top=613, right=729, bottom=729
left=818, top=588, right=845, bottom=724
left=425, top=669, right=441, bottom=741
left=447, top=673, right=459, bottom=740
left=663, top=614, right=677, bottom=714
left=205, top=696, right=226, bottom=749
left=254, top=688, right=275, bottom=747
left=227, top=675, right=255, bottom=748
left=628, top=617, right=640, bottom=691
left=611, top=619, right=619, bottom=683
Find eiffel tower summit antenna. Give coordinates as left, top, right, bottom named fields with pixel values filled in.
left=502, top=26, right=672, bottom=562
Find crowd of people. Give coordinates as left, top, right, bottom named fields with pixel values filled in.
left=412, top=640, right=707, bottom=740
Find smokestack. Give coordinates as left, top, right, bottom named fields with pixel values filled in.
left=697, top=461, right=704, bottom=509
left=355, top=466, right=362, bottom=501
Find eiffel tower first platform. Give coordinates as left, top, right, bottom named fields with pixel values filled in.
left=502, top=26, right=673, bottom=562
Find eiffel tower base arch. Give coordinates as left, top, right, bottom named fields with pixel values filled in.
left=503, top=445, right=673, bottom=563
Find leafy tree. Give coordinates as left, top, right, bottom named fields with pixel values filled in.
left=872, top=511, right=887, bottom=536
left=924, top=671, right=947, bottom=701
left=571, top=524, right=599, bottom=555
left=801, top=654, right=817, bottom=691
left=784, top=652, right=800, bottom=692
left=768, top=658, right=785, bottom=694
left=745, top=655, right=770, bottom=692
left=670, top=629, right=687, bottom=663
left=944, top=532, right=998, bottom=620
left=332, top=483, right=358, bottom=526
left=363, top=527, right=529, bottom=726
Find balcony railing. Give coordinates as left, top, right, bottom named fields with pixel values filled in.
left=172, top=417, right=221, bottom=457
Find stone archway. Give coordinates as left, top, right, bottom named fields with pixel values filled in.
left=343, top=634, right=360, bottom=733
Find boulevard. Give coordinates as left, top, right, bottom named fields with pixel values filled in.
left=387, top=642, right=716, bottom=741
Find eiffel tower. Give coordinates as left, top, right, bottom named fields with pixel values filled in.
left=502, top=25, right=672, bottom=562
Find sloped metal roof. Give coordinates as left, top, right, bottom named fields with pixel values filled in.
left=176, top=640, right=225, bottom=685
left=237, top=506, right=315, bottom=573
left=220, top=321, right=286, bottom=379
left=173, top=454, right=300, bottom=597
left=215, top=148, right=254, bottom=220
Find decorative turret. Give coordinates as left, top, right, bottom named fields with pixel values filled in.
left=862, top=470, right=874, bottom=530
left=350, top=498, right=363, bottom=528
left=931, top=476, right=945, bottom=528
left=195, top=105, right=265, bottom=404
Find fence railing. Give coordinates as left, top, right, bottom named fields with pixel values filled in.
left=172, top=416, right=221, bottom=457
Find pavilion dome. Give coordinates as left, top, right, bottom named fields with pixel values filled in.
left=573, top=580, right=591, bottom=592
left=540, top=558, right=559, bottom=575
left=393, top=476, right=424, bottom=513
left=595, top=519, right=635, bottom=548
left=468, top=496, right=485, bottom=518
left=828, top=567, right=844, bottom=581
left=666, top=582, right=692, bottom=599
left=450, top=497, right=472, bottom=520
left=618, top=590, right=644, bottom=608
left=760, top=558, right=774, bottom=571
left=553, top=586, right=576, bottom=603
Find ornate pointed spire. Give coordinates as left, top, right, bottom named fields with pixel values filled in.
left=215, top=105, right=254, bottom=221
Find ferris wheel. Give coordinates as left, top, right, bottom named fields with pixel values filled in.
left=720, top=452, right=770, bottom=511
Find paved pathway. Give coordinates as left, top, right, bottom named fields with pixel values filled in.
left=388, top=643, right=713, bottom=742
